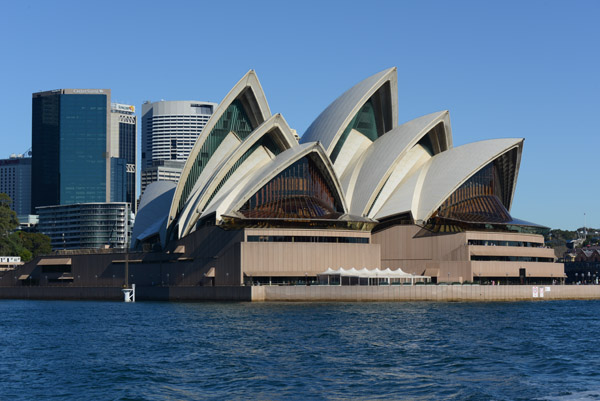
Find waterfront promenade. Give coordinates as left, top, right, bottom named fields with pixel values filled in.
left=0, top=284, right=599, bottom=302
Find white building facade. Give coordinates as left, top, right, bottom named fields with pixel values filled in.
left=141, top=100, right=217, bottom=193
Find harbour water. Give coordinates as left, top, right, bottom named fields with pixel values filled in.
left=0, top=300, right=599, bottom=400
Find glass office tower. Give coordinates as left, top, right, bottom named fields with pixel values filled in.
left=32, top=89, right=111, bottom=210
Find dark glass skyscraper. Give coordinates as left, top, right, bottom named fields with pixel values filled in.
left=32, top=89, right=113, bottom=210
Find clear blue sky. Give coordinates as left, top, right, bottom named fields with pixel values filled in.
left=1, top=0, right=598, bottom=230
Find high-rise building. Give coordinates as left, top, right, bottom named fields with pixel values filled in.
left=32, top=89, right=112, bottom=209
left=31, top=89, right=137, bottom=210
left=110, top=103, right=137, bottom=212
left=141, top=100, right=216, bottom=193
left=0, top=154, right=32, bottom=216
left=32, top=89, right=137, bottom=249
left=140, top=160, right=186, bottom=192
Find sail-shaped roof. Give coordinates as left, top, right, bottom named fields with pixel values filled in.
left=203, top=142, right=348, bottom=223
left=300, top=68, right=398, bottom=155
left=167, top=70, right=272, bottom=239
left=376, top=138, right=523, bottom=222
left=346, top=111, right=452, bottom=216
left=178, top=113, right=297, bottom=237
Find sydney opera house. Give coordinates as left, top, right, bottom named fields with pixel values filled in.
left=131, top=67, right=563, bottom=286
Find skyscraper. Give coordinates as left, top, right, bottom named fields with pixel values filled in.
left=0, top=153, right=32, bottom=217
left=110, top=103, right=137, bottom=212
left=32, top=89, right=137, bottom=249
left=31, top=90, right=137, bottom=210
left=32, top=89, right=112, bottom=209
left=141, top=100, right=216, bottom=193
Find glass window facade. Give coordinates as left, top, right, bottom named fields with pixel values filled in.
left=37, top=203, right=132, bottom=249
left=60, top=94, right=107, bottom=204
left=423, top=156, right=547, bottom=235
left=32, top=92, right=108, bottom=208
left=436, top=162, right=511, bottom=224
left=32, top=93, right=61, bottom=208
left=247, top=235, right=368, bottom=243
left=471, top=255, right=554, bottom=263
left=467, top=239, right=544, bottom=247
left=119, top=121, right=136, bottom=164
left=239, top=156, right=343, bottom=219
left=110, top=158, right=127, bottom=202
left=119, top=121, right=136, bottom=208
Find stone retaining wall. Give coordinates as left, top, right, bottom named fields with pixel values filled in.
left=252, top=285, right=600, bottom=302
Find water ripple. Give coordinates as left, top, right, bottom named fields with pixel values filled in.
left=0, top=300, right=599, bottom=400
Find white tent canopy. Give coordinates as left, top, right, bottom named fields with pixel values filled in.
left=318, top=267, right=430, bottom=285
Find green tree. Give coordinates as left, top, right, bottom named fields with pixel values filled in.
left=0, top=232, right=22, bottom=256
left=0, top=193, right=18, bottom=237
left=16, top=231, right=51, bottom=259
left=0, top=194, right=52, bottom=262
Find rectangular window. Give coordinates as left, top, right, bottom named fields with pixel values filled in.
left=42, top=265, right=72, bottom=273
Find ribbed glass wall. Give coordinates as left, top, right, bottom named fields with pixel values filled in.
left=239, top=157, right=343, bottom=219
left=330, top=98, right=379, bottom=163
left=436, top=162, right=511, bottom=224
left=177, top=99, right=255, bottom=217
left=37, top=203, right=131, bottom=249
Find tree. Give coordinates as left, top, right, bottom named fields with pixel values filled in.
left=0, top=194, right=52, bottom=262
left=16, top=231, right=51, bottom=259
left=0, top=193, right=18, bottom=237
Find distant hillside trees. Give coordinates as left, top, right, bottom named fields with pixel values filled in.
left=0, top=193, right=51, bottom=261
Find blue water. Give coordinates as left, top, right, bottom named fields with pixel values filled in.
left=0, top=300, right=599, bottom=400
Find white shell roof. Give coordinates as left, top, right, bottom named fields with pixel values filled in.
left=168, top=70, right=272, bottom=230
left=203, top=142, right=348, bottom=221
left=347, top=111, right=451, bottom=216
left=178, top=113, right=298, bottom=236
left=300, top=68, right=398, bottom=154
left=175, top=132, right=242, bottom=239
left=131, top=67, right=533, bottom=247
left=376, top=138, right=524, bottom=222
left=131, top=181, right=176, bottom=249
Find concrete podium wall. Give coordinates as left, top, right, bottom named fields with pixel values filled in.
left=252, top=285, right=600, bottom=302
left=0, top=286, right=253, bottom=301
left=1, top=285, right=597, bottom=302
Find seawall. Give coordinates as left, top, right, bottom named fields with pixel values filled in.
left=251, top=285, right=600, bottom=302
left=1, top=285, right=599, bottom=302
left=0, top=286, right=253, bottom=301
